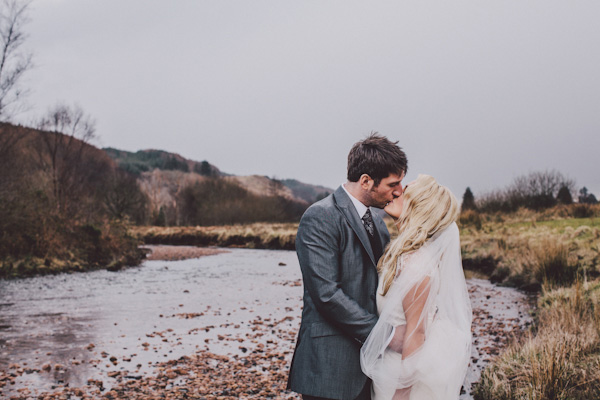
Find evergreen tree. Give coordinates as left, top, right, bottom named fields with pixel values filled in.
left=197, top=160, right=212, bottom=176
left=556, top=185, right=573, bottom=205
left=461, top=187, right=477, bottom=211
left=578, top=187, right=598, bottom=204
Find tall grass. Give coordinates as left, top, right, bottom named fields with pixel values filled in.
left=533, top=239, right=577, bottom=288
left=459, top=207, right=599, bottom=291
left=473, top=281, right=600, bottom=399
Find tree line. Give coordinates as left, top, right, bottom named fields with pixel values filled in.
left=461, top=170, right=598, bottom=214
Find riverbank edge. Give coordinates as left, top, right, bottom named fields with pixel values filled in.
left=0, top=223, right=516, bottom=282
left=131, top=224, right=298, bottom=251
left=0, top=248, right=147, bottom=280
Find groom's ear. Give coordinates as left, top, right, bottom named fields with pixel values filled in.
left=359, top=174, right=374, bottom=190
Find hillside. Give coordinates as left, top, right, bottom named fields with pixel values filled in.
left=103, top=148, right=334, bottom=226
left=280, top=178, right=332, bottom=203
left=103, top=148, right=222, bottom=177
left=0, top=123, right=333, bottom=278
left=0, top=123, right=145, bottom=278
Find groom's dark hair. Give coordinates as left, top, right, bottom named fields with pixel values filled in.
left=347, top=133, right=408, bottom=186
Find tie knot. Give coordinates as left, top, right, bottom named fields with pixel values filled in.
left=362, top=209, right=374, bottom=236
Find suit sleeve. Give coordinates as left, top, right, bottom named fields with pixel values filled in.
left=296, top=206, right=378, bottom=343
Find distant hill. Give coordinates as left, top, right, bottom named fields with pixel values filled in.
left=230, top=175, right=297, bottom=201
left=103, top=148, right=222, bottom=177
left=103, top=148, right=333, bottom=211
left=281, top=179, right=333, bottom=204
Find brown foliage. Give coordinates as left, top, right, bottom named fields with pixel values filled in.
left=176, top=178, right=307, bottom=226
left=0, top=123, right=147, bottom=278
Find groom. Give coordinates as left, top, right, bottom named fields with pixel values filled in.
left=288, top=134, right=408, bottom=400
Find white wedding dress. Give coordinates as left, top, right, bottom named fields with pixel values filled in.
left=361, top=223, right=472, bottom=400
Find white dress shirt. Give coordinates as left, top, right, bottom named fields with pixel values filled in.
left=342, top=183, right=370, bottom=219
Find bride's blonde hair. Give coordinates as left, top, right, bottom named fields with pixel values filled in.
left=378, top=174, right=459, bottom=296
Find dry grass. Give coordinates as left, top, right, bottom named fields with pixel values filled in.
left=473, top=280, right=600, bottom=399
left=459, top=209, right=600, bottom=291
left=131, top=223, right=299, bottom=250
left=533, top=238, right=577, bottom=288
left=467, top=207, right=600, bottom=398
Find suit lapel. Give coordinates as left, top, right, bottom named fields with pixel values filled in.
left=333, top=186, right=377, bottom=267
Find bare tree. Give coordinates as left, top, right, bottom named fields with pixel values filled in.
left=104, top=168, right=148, bottom=223
left=0, top=0, right=32, bottom=167
left=35, top=103, right=99, bottom=213
left=510, top=170, right=575, bottom=206
left=478, top=170, right=578, bottom=212
left=0, top=0, right=32, bottom=121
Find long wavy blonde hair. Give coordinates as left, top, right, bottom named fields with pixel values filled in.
left=378, top=174, right=459, bottom=296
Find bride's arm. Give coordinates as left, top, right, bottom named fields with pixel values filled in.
left=387, top=277, right=431, bottom=400
left=387, top=277, right=431, bottom=355
left=401, top=277, right=431, bottom=358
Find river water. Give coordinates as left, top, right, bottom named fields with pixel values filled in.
left=0, top=248, right=531, bottom=399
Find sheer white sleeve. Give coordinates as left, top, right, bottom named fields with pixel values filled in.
left=360, top=223, right=472, bottom=399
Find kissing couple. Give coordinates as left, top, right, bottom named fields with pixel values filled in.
left=287, top=134, right=472, bottom=400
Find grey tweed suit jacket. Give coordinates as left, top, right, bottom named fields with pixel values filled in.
left=287, top=186, right=390, bottom=400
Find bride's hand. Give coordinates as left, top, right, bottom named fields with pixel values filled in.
left=388, top=325, right=406, bottom=353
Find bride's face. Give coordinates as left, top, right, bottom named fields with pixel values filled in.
left=384, top=181, right=414, bottom=218
left=384, top=190, right=404, bottom=219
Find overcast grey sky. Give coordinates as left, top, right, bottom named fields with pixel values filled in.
left=21, top=1, right=600, bottom=198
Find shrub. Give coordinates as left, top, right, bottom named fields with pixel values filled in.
left=533, top=239, right=578, bottom=288
left=459, top=209, right=482, bottom=230
left=571, top=204, right=594, bottom=218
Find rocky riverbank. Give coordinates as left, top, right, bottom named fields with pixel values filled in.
left=0, top=249, right=532, bottom=400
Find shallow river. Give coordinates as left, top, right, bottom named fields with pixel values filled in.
left=0, top=248, right=531, bottom=399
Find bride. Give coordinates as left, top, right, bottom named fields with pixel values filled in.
left=360, top=174, right=472, bottom=400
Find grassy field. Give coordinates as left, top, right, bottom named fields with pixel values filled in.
left=459, top=210, right=600, bottom=292
left=459, top=205, right=600, bottom=399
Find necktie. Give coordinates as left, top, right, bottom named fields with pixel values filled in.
left=362, top=209, right=383, bottom=260
left=362, top=209, right=375, bottom=237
